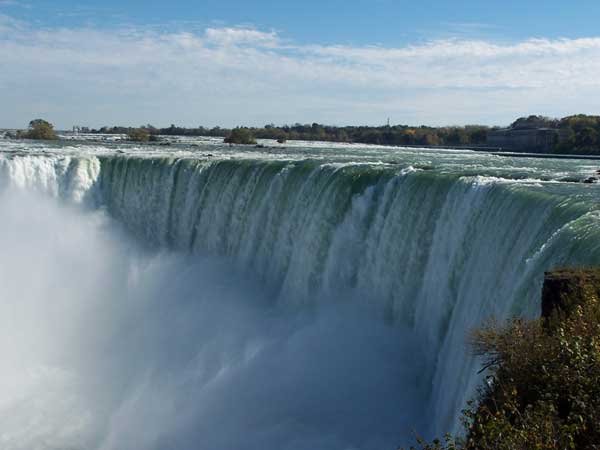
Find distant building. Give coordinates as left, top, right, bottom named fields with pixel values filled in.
left=487, top=127, right=560, bottom=153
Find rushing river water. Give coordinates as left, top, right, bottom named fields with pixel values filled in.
left=1, top=136, right=599, bottom=450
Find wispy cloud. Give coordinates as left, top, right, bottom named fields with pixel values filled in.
left=204, top=27, right=280, bottom=47
left=0, top=16, right=599, bottom=128
left=0, top=1, right=30, bottom=9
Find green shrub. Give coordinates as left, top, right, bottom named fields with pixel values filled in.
left=127, top=128, right=151, bottom=142
left=224, top=128, right=256, bottom=145
left=407, top=288, right=600, bottom=450
left=18, top=119, right=59, bottom=140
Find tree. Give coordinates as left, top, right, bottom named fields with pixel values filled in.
left=224, top=128, right=256, bottom=145
left=510, top=115, right=557, bottom=130
left=127, top=128, right=150, bottom=142
left=575, top=127, right=598, bottom=148
left=446, top=128, right=469, bottom=145
left=19, top=119, right=59, bottom=140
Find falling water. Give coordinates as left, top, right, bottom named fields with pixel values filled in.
left=1, top=139, right=599, bottom=449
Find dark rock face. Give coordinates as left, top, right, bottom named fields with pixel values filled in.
left=541, top=268, right=600, bottom=319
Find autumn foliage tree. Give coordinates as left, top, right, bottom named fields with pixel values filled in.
left=407, top=270, right=600, bottom=450
left=18, top=119, right=59, bottom=140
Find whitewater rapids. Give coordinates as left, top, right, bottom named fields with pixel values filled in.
left=0, top=137, right=599, bottom=450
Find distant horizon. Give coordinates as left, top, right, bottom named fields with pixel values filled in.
left=4, top=113, right=597, bottom=133
left=0, top=119, right=535, bottom=131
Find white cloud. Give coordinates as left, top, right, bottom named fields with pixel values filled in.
left=0, top=1, right=30, bottom=9
left=0, top=15, right=599, bottom=128
left=204, top=27, right=280, bottom=47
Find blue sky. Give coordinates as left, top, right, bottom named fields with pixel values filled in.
left=1, top=0, right=600, bottom=128
left=9, top=0, right=600, bottom=45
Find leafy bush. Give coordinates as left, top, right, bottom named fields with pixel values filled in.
left=224, top=128, right=257, bottom=145
left=407, top=282, right=600, bottom=450
left=18, top=119, right=59, bottom=140
left=127, top=128, right=151, bottom=142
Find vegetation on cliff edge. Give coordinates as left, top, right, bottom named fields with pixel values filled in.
left=406, top=270, right=600, bottom=450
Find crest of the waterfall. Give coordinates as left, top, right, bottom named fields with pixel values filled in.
left=0, top=154, right=101, bottom=204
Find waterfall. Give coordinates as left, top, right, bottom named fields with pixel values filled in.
left=1, top=150, right=599, bottom=449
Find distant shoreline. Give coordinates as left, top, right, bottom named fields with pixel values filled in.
left=4, top=132, right=600, bottom=162
left=61, top=114, right=600, bottom=157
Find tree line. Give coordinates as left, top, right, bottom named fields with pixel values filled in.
left=90, top=115, right=600, bottom=154
left=509, top=114, right=600, bottom=155
left=90, top=123, right=491, bottom=147
left=8, top=115, right=600, bottom=155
